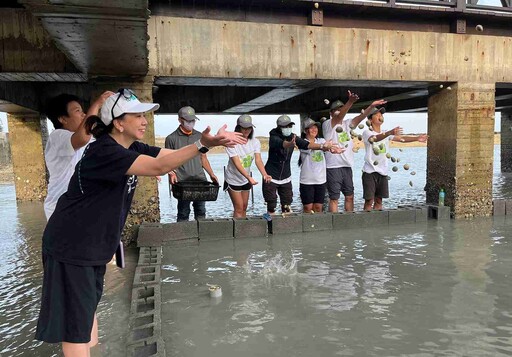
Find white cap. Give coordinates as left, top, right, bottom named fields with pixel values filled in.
left=100, top=90, right=160, bottom=126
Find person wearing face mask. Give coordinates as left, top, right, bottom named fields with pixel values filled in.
left=164, top=106, right=219, bottom=221
left=263, top=115, right=333, bottom=215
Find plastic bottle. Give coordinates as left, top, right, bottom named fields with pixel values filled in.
left=438, top=188, right=445, bottom=206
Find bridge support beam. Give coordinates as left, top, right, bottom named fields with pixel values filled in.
left=427, top=82, right=495, bottom=218
left=501, top=110, right=512, bottom=172
left=91, top=77, right=159, bottom=244
left=7, top=112, right=47, bottom=201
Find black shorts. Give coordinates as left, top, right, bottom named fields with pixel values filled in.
left=362, top=172, right=389, bottom=200
left=326, top=167, right=354, bottom=200
left=300, top=183, right=326, bottom=205
left=35, top=253, right=106, bottom=343
left=223, top=181, right=252, bottom=192
left=262, top=181, right=293, bottom=206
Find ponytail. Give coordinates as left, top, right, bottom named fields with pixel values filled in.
left=84, top=115, right=114, bottom=138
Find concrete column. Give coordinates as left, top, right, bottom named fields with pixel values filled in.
left=427, top=82, right=495, bottom=218
left=91, top=77, right=159, bottom=243
left=7, top=112, right=47, bottom=201
left=500, top=110, right=512, bottom=172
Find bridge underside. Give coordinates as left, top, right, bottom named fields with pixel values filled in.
left=153, top=78, right=512, bottom=116
left=1, top=0, right=512, bottom=225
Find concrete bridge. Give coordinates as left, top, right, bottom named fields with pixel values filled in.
left=2, top=0, right=512, bottom=232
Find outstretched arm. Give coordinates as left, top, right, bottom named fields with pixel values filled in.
left=393, top=134, right=428, bottom=143
left=255, top=153, right=272, bottom=183
left=127, top=125, right=246, bottom=176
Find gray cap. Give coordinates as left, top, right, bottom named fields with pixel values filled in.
left=367, top=107, right=386, bottom=119
left=303, top=118, right=319, bottom=130
left=276, top=115, right=295, bottom=127
left=330, top=100, right=344, bottom=111
left=237, top=114, right=255, bottom=128
left=178, top=106, right=200, bottom=121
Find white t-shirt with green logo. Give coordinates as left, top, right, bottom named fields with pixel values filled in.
left=225, top=138, right=261, bottom=186
left=362, top=129, right=394, bottom=176
left=322, top=118, right=354, bottom=168
left=299, top=138, right=326, bottom=185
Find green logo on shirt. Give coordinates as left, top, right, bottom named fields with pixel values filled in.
left=337, top=132, right=350, bottom=143
left=241, top=154, right=253, bottom=168
left=311, top=151, right=324, bottom=162
left=373, top=143, right=386, bottom=154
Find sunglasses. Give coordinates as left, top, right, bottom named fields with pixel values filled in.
left=111, top=88, right=137, bottom=120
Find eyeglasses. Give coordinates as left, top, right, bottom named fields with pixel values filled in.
left=111, top=88, right=137, bottom=120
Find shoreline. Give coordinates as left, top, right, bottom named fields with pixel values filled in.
left=156, top=133, right=501, bottom=154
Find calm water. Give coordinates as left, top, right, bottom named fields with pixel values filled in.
left=1, top=145, right=512, bottom=356
left=160, top=146, right=511, bottom=221
left=160, top=219, right=512, bottom=356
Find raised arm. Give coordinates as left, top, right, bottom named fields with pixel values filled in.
left=71, top=91, right=114, bottom=149
left=350, top=99, right=387, bottom=127
left=330, top=90, right=360, bottom=127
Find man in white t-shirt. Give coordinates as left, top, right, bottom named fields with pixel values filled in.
left=362, top=107, right=428, bottom=211
left=322, top=91, right=387, bottom=212
left=44, top=92, right=113, bottom=220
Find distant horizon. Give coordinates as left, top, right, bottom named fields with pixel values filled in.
left=0, top=111, right=503, bottom=136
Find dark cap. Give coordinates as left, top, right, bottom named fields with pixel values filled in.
left=237, top=114, right=255, bottom=128
left=367, top=107, right=386, bottom=119
left=330, top=100, right=344, bottom=111
left=178, top=106, right=200, bottom=121
left=302, top=118, right=319, bottom=130
left=276, top=115, right=295, bottom=127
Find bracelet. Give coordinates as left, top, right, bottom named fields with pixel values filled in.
left=320, top=143, right=324, bottom=150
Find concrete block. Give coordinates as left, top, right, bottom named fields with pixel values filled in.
left=493, top=199, right=506, bottom=216
left=506, top=200, right=512, bottom=215
left=270, top=213, right=303, bottom=235
left=233, top=217, right=267, bottom=238
left=133, top=266, right=161, bottom=287
left=302, top=212, right=333, bottom=232
left=162, top=238, right=199, bottom=247
left=332, top=212, right=359, bottom=230
left=162, top=221, right=198, bottom=241
left=334, top=210, right=389, bottom=230
left=127, top=337, right=165, bottom=357
left=138, top=247, right=162, bottom=266
left=198, top=218, right=234, bottom=240
left=137, top=223, right=164, bottom=247
left=428, top=205, right=451, bottom=220
left=388, top=209, right=416, bottom=225
left=414, top=206, right=429, bottom=222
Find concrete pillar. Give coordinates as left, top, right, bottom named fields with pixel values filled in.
left=427, top=82, right=495, bottom=218
left=500, top=110, right=512, bottom=172
left=7, top=112, right=47, bottom=201
left=91, top=77, right=159, bottom=243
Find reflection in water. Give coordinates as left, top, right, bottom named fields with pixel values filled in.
left=161, top=220, right=512, bottom=357
left=0, top=187, right=137, bottom=356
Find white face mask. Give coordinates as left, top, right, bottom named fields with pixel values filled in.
left=181, top=120, right=195, bottom=131
left=281, top=127, right=293, bottom=137
left=334, top=110, right=341, bottom=115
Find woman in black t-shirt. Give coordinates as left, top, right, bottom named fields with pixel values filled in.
left=35, top=89, right=246, bottom=357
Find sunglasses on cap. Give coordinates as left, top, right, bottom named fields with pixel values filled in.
left=111, top=88, right=137, bottom=120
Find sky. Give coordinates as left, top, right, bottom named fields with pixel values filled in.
left=0, top=111, right=503, bottom=136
